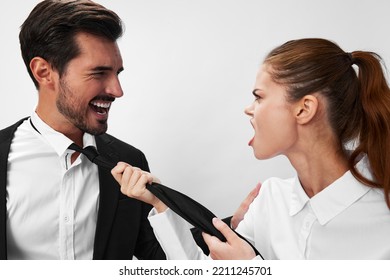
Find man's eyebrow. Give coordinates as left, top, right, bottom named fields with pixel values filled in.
left=91, top=66, right=124, bottom=73
left=91, top=66, right=112, bottom=71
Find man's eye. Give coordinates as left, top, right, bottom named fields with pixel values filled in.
left=90, top=71, right=106, bottom=79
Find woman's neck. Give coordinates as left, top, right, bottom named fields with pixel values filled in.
left=288, top=144, right=349, bottom=198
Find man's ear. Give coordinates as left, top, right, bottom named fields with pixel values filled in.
left=29, top=57, right=57, bottom=89
left=295, top=95, right=319, bottom=125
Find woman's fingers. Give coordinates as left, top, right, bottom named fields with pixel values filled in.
left=111, top=162, right=166, bottom=211
left=203, top=218, right=256, bottom=260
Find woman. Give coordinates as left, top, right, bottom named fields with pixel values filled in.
left=112, top=38, right=390, bottom=259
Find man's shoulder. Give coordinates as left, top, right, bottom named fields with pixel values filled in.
left=96, top=133, right=150, bottom=171
left=0, top=117, right=29, bottom=140
left=96, top=133, right=142, bottom=152
left=95, top=133, right=148, bottom=162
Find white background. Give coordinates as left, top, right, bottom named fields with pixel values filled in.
left=1, top=0, right=389, bottom=218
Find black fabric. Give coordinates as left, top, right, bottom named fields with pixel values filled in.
left=0, top=118, right=28, bottom=259
left=68, top=143, right=264, bottom=259
left=146, top=182, right=226, bottom=241
left=69, top=143, right=115, bottom=170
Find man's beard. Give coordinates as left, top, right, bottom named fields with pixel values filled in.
left=56, top=79, right=108, bottom=135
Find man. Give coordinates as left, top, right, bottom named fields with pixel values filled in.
left=0, top=0, right=165, bottom=260
left=0, top=0, right=258, bottom=260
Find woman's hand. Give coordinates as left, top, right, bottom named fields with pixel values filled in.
left=202, top=218, right=256, bottom=260
left=231, top=182, right=261, bottom=229
left=111, top=162, right=167, bottom=212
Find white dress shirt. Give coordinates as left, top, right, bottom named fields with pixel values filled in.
left=148, top=161, right=390, bottom=259
left=6, top=112, right=100, bottom=259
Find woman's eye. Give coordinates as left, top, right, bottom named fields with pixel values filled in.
left=252, top=90, right=262, bottom=102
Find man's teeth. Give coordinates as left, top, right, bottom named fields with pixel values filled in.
left=91, top=101, right=111, bottom=108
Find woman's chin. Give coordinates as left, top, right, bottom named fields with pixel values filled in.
left=253, top=149, right=274, bottom=160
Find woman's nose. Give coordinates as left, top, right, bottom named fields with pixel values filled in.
left=244, top=103, right=254, bottom=116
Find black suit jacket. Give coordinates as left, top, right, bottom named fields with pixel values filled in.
left=0, top=118, right=166, bottom=259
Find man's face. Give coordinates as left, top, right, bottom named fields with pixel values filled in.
left=56, top=32, right=124, bottom=135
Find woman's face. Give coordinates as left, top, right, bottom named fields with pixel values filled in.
left=245, top=65, right=298, bottom=159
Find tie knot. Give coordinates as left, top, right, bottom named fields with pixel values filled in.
left=68, top=143, right=99, bottom=163
left=68, top=143, right=116, bottom=170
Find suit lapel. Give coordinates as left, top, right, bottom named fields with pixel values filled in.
left=92, top=134, right=121, bottom=259
left=0, top=118, right=28, bottom=259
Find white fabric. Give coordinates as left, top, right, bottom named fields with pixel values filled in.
left=6, top=112, right=99, bottom=259
left=149, top=208, right=210, bottom=260
left=148, top=166, right=390, bottom=259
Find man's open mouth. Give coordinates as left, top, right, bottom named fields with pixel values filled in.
left=89, top=100, right=111, bottom=115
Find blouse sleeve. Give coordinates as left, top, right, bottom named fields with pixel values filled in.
left=235, top=180, right=271, bottom=258
left=148, top=208, right=210, bottom=260
left=235, top=200, right=256, bottom=246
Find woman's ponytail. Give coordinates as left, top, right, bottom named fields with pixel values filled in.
left=349, top=51, right=390, bottom=208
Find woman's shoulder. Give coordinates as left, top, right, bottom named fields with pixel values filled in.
left=245, top=176, right=296, bottom=220
left=255, top=176, right=296, bottom=203
left=262, top=176, right=296, bottom=190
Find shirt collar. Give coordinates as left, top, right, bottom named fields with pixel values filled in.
left=289, top=171, right=371, bottom=225
left=289, top=176, right=310, bottom=216
left=30, top=112, right=96, bottom=157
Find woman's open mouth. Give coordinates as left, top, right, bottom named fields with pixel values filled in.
left=248, top=136, right=254, bottom=146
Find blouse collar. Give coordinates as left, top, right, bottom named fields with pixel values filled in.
left=289, top=170, right=371, bottom=225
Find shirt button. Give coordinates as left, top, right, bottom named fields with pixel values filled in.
left=64, top=216, right=69, bottom=222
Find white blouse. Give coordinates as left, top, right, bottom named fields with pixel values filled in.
left=149, top=168, right=390, bottom=259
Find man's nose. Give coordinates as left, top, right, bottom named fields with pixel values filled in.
left=106, top=76, right=124, bottom=98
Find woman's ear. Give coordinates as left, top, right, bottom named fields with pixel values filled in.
left=295, top=95, right=319, bottom=124
left=29, top=57, right=57, bottom=89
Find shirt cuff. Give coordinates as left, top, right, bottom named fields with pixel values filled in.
left=148, top=208, right=209, bottom=260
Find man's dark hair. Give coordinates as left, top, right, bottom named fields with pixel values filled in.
left=19, top=0, right=123, bottom=88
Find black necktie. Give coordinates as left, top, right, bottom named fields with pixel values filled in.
left=68, top=143, right=115, bottom=170
left=68, top=143, right=264, bottom=259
